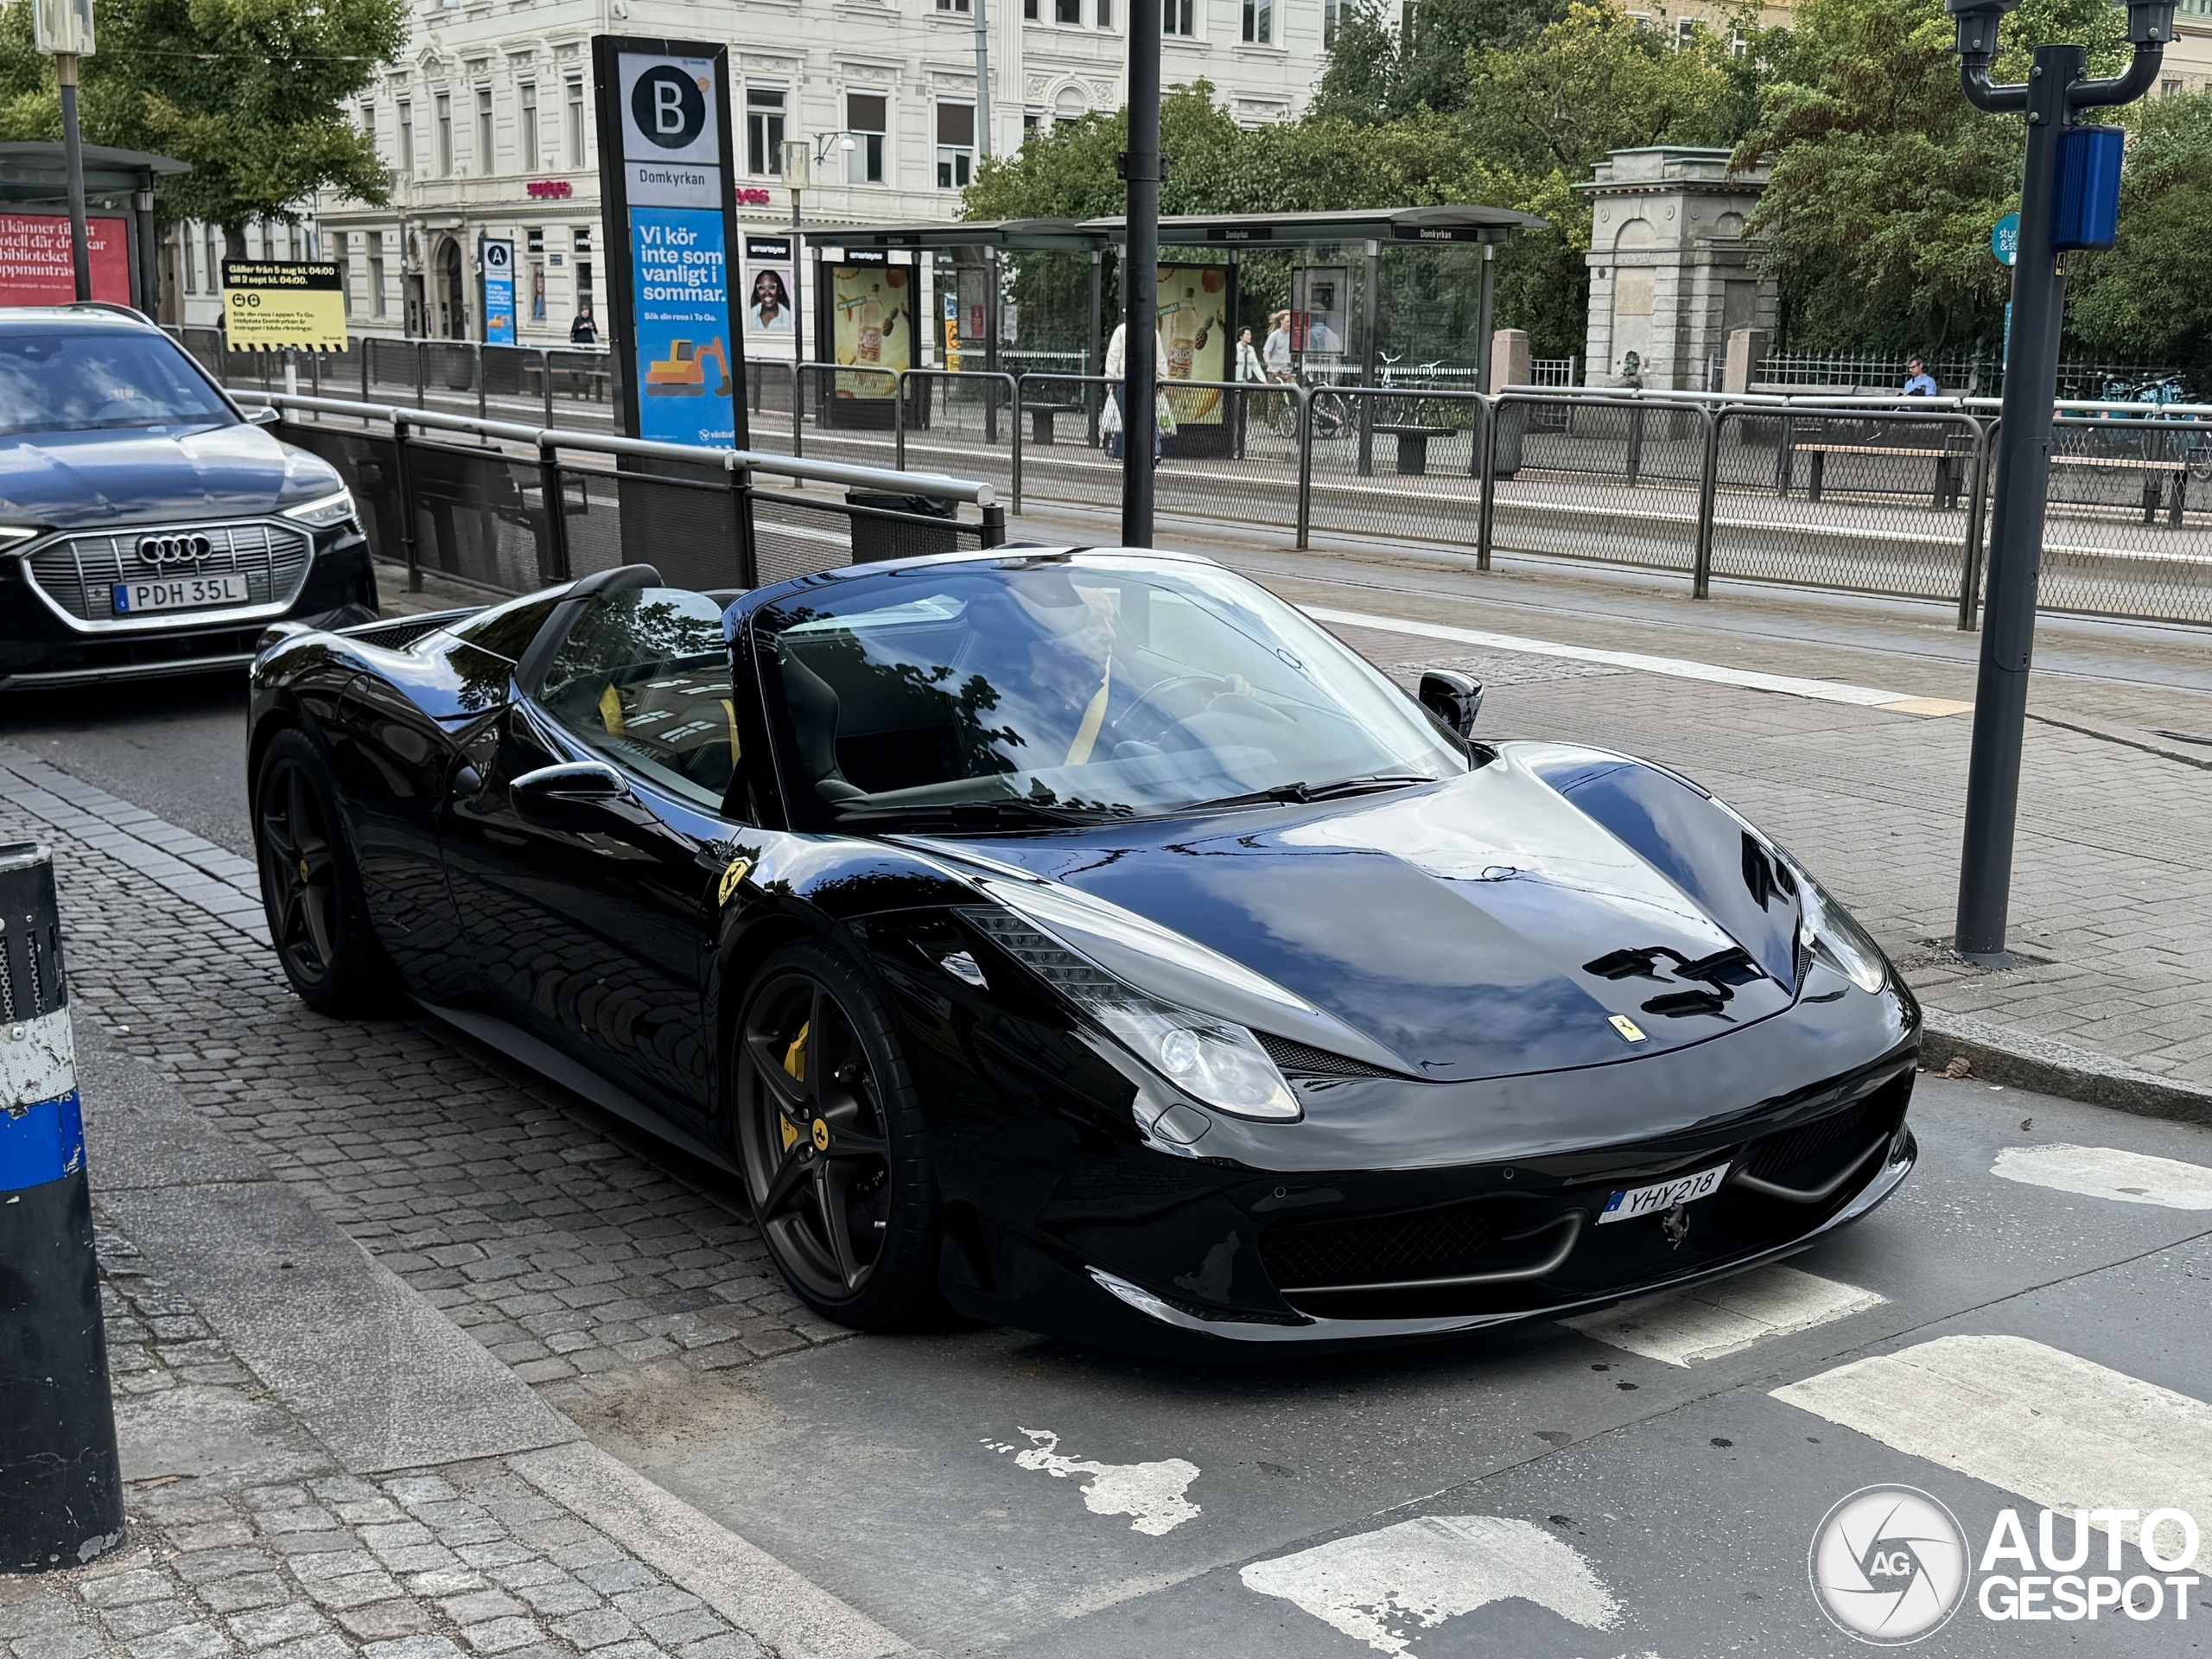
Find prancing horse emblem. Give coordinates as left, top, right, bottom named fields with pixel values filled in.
left=1660, top=1201, right=1690, bottom=1249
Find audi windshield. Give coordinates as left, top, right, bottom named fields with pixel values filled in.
left=753, top=554, right=1468, bottom=829
left=0, top=329, right=237, bottom=437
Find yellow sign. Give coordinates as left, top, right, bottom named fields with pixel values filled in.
left=220, top=261, right=347, bottom=353
left=830, top=265, right=909, bottom=397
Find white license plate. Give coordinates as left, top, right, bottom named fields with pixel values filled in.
left=112, top=574, right=251, bottom=615
left=1598, top=1160, right=1732, bottom=1224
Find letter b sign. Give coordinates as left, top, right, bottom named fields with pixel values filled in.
left=630, top=65, right=706, bottom=149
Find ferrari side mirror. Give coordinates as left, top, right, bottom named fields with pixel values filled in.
left=512, top=760, right=633, bottom=830
left=1419, top=670, right=1484, bottom=738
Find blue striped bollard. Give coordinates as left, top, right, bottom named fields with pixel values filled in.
left=0, top=842, right=124, bottom=1573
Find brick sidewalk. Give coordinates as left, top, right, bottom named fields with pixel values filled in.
left=0, top=1219, right=766, bottom=1659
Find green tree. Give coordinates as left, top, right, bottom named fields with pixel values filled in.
left=1312, top=0, right=1569, bottom=125
left=1733, top=0, right=2121, bottom=353
left=0, top=0, right=405, bottom=249
left=2066, top=91, right=2212, bottom=391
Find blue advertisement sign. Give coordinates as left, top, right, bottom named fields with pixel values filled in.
left=1991, top=213, right=2019, bottom=269
left=630, top=206, right=734, bottom=447
left=482, top=238, right=516, bottom=346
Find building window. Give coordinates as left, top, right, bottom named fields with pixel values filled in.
left=360, top=105, right=376, bottom=146
left=527, top=227, right=545, bottom=322
left=1099, top=0, right=1112, bottom=25
left=846, top=92, right=887, bottom=184
left=1242, top=0, right=1270, bottom=41
left=1324, top=0, right=1338, bottom=42
left=575, top=226, right=594, bottom=319
left=475, top=86, right=493, bottom=172
left=519, top=82, right=538, bottom=167
left=1165, top=0, right=1194, bottom=35
left=369, top=233, right=387, bottom=318
left=1675, top=16, right=1695, bottom=47
left=747, top=87, right=785, bottom=176
left=566, top=78, right=585, bottom=168
left=435, top=92, right=453, bottom=175
left=936, top=101, right=974, bottom=189
left=1024, top=0, right=1038, bottom=16
left=937, top=0, right=971, bottom=11
left=397, top=100, right=414, bottom=175
left=335, top=243, right=351, bottom=317
left=1055, top=0, right=1080, bottom=18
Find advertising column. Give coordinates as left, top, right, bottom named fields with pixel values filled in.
left=592, top=36, right=747, bottom=450
left=482, top=238, right=517, bottom=346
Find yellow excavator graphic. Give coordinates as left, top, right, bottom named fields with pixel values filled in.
left=644, top=336, right=732, bottom=398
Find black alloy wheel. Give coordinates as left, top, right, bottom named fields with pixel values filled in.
left=734, top=940, right=943, bottom=1330
left=253, top=729, right=396, bottom=1015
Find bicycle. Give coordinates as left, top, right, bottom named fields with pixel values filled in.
left=1263, top=370, right=1349, bottom=442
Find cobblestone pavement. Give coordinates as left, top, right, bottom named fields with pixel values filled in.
left=0, top=743, right=849, bottom=1414
left=0, top=1219, right=764, bottom=1659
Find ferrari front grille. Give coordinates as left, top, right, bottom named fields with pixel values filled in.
left=1262, top=1199, right=1500, bottom=1290
left=1740, top=1089, right=1895, bottom=1186
left=26, top=520, right=312, bottom=624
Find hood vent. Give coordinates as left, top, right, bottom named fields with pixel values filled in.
left=1256, top=1032, right=1408, bottom=1080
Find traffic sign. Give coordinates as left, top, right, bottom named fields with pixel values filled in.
left=1992, top=213, right=2019, bottom=267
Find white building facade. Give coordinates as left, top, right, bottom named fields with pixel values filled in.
left=169, top=0, right=1328, bottom=345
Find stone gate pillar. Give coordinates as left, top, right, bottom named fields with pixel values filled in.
left=1581, top=148, right=1776, bottom=391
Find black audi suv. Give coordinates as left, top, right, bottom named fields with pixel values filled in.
left=0, top=306, right=378, bottom=690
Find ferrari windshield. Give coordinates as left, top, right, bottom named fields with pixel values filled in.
left=753, top=553, right=1465, bottom=826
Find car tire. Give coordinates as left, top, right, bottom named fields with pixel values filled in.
left=252, top=729, right=398, bottom=1016
left=732, top=938, right=945, bottom=1332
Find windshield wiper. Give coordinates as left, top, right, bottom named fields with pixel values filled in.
left=1183, top=772, right=1439, bottom=812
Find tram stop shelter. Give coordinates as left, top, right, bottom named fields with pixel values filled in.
left=0, top=143, right=188, bottom=314
left=810, top=204, right=1547, bottom=391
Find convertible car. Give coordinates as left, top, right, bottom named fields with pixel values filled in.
left=247, top=548, right=1918, bottom=1353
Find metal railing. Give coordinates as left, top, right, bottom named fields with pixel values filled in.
left=232, top=391, right=1005, bottom=600
left=197, top=347, right=2212, bottom=628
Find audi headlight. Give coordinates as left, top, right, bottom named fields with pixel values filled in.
left=283, top=488, right=357, bottom=530
left=963, top=907, right=1300, bottom=1121
left=1796, top=875, right=1889, bottom=995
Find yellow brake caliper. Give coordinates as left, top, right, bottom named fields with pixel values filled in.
left=779, top=1020, right=809, bottom=1151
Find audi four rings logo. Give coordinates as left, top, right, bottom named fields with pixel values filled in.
left=137, top=534, right=215, bottom=568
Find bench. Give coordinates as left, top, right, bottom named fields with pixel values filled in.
left=2050, top=453, right=2190, bottom=527
left=1374, top=423, right=1457, bottom=476
left=1783, top=442, right=1972, bottom=509
left=1027, top=402, right=1086, bottom=446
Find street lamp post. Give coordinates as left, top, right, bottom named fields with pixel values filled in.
left=781, top=133, right=854, bottom=453
left=1119, top=0, right=1161, bottom=547
left=1946, top=0, right=2171, bottom=966
left=34, top=0, right=98, bottom=303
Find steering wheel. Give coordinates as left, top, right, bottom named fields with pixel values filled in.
left=1113, top=673, right=1238, bottom=745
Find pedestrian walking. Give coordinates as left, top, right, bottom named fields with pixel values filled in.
left=1103, top=320, right=1128, bottom=460
left=1234, top=326, right=1264, bottom=457
left=1263, top=310, right=1293, bottom=378
left=1902, top=356, right=1938, bottom=397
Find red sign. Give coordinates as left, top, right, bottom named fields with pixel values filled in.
left=735, top=188, right=771, bottom=206
left=0, top=213, right=132, bottom=305
left=526, top=180, right=574, bottom=199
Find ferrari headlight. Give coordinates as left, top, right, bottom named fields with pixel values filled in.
left=963, top=908, right=1300, bottom=1121
left=283, top=488, right=357, bottom=529
left=1796, top=875, right=1889, bottom=995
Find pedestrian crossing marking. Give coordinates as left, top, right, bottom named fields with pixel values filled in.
left=1561, top=1266, right=1885, bottom=1367
left=1241, top=1515, right=1622, bottom=1655
left=1772, top=1334, right=2212, bottom=1557
left=1992, top=1141, right=2212, bottom=1210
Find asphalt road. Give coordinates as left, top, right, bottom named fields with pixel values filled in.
left=11, top=550, right=2212, bottom=1656
left=560, top=1070, right=2212, bottom=1657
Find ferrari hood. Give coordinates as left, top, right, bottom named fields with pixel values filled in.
left=917, top=744, right=1808, bottom=1084
left=0, top=423, right=339, bottom=529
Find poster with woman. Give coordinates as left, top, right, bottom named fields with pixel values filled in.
left=746, top=266, right=795, bottom=334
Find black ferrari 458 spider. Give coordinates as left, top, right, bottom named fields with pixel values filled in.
left=247, top=548, right=1918, bottom=1354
